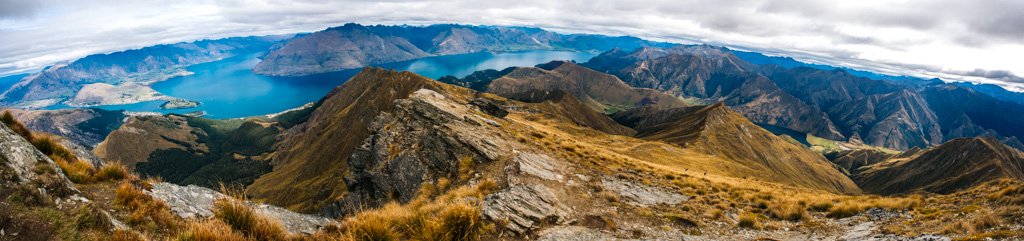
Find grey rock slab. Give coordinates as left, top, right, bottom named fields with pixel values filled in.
left=483, top=185, right=570, bottom=234
left=148, top=182, right=336, bottom=235
left=600, top=177, right=688, bottom=207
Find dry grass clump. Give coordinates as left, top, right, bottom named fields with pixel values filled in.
left=95, top=162, right=132, bottom=181
left=212, top=198, right=288, bottom=241
left=337, top=179, right=495, bottom=241
left=1, top=110, right=32, bottom=140
left=826, top=201, right=864, bottom=218
left=737, top=212, right=762, bottom=229
left=824, top=196, right=920, bottom=218
left=767, top=201, right=807, bottom=221
left=175, top=219, right=250, bottom=241
left=114, top=182, right=181, bottom=233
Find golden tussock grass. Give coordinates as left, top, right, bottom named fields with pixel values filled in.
left=1, top=110, right=33, bottom=140
left=212, top=198, right=288, bottom=241
left=114, top=182, right=182, bottom=232
left=337, top=179, right=495, bottom=241
left=737, top=212, right=762, bottom=229
left=175, top=219, right=250, bottom=241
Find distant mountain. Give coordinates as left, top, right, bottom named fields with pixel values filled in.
left=761, top=67, right=944, bottom=150
left=254, top=23, right=669, bottom=76
left=612, top=103, right=861, bottom=194
left=955, top=82, right=1024, bottom=106
left=920, top=84, right=1024, bottom=150
left=855, top=137, right=1024, bottom=195
left=583, top=45, right=846, bottom=140
left=481, top=61, right=688, bottom=113
left=1, top=36, right=285, bottom=109
left=585, top=45, right=1024, bottom=151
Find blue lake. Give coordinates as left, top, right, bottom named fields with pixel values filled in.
left=89, top=50, right=597, bottom=119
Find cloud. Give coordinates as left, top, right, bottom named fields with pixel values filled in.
left=0, top=0, right=1022, bottom=91
left=0, top=0, right=42, bottom=19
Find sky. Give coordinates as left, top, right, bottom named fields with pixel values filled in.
left=1, top=0, right=1023, bottom=91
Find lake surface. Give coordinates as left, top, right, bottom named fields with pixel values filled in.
left=90, top=50, right=597, bottom=118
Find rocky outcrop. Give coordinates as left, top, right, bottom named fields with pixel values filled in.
left=600, top=177, right=687, bottom=207
left=0, top=120, right=127, bottom=238
left=483, top=185, right=571, bottom=234
left=323, top=88, right=516, bottom=217
left=147, top=183, right=336, bottom=235
left=247, top=68, right=450, bottom=213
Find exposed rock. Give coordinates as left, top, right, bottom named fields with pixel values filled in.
left=514, top=152, right=565, bottom=182
left=482, top=185, right=571, bottom=234
left=536, top=226, right=616, bottom=241
left=322, top=88, right=516, bottom=217
left=600, top=177, right=687, bottom=207
left=148, top=182, right=336, bottom=235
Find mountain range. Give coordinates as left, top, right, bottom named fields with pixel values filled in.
left=2, top=22, right=1024, bottom=240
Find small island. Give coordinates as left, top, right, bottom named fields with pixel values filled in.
left=160, top=99, right=200, bottom=110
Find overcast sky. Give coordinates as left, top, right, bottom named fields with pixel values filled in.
left=2, top=0, right=1023, bottom=91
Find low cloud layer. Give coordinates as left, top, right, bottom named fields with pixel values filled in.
left=1, top=0, right=1022, bottom=91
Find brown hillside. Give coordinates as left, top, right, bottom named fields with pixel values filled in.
left=487, top=61, right=686, bottom=113
left=855, top=137, right=1024, bottom=195
left=514, top=89, right=636, bottom=136
left=246, top=67, right=455, bottom=212
left=614, top=103, right=862, bottom=194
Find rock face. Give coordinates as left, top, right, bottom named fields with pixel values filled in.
left=254, top=23, right=664, bottom=76
left=855, top=137, right=1024, bottom=195
left=7, top=108, right=126, bottom=148
left=1, top=121, right=126, bottom=238
left=584, top=46, right=845, bottom=140
left=0, top=36, right=281, bottom=108
left=147, top=182, right=336, bottom=235
left=614, top=103, right=862, bottom=194
left=323, top=88, right=516, bottom=217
